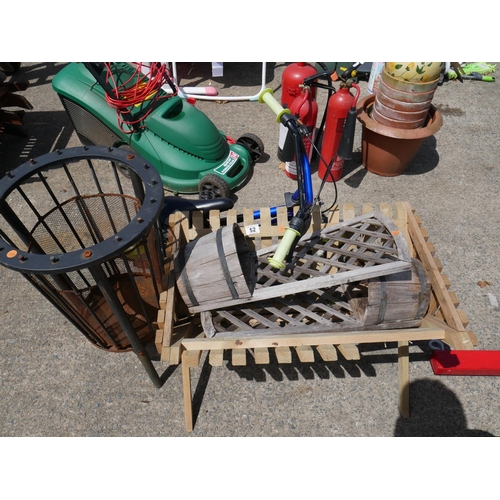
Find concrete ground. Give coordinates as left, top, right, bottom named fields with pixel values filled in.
left=1, top=62, right=499, bottom=440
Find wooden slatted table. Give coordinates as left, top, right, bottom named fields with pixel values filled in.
left=181, top=326, right=445, bottom=432
left=155, top=202, right=476, bottom=431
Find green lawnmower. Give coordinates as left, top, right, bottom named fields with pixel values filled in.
left=52, top=62, right=263, bottom=199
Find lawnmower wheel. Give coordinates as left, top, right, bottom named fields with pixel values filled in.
left=198, top=174, right=231, bottom=200
left=237, top=133, right=264, bottom=163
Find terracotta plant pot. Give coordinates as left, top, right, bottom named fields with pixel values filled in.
left=376, top=88, right=433, bottom=111
left=373, top=98, right=429, bottom=129
left=381, top=68, right=439, bottom=93
left=377, top=78, right=437, bottom=104
left=356, top=94, right=443, bottom=176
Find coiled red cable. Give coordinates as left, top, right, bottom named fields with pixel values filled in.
left=103, top=62, right=177, bottom=133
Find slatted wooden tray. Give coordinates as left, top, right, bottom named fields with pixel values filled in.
left=156, top=201, right=476, bottom=363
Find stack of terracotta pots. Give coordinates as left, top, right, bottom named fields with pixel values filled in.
left=372, top=62, right=442, bottom=129
left=355, top=62, right=444, bottom=177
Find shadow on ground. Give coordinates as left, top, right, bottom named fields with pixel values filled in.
left=339, top=135, right=440, bottom=189
left=394, top=378, right=494, bottom=437
left=0, top=111, right=74, bottom=177
left=188, top=346, right=432, bottom=429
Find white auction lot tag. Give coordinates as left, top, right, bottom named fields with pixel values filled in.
left=244, top=224, right=260, bottom=236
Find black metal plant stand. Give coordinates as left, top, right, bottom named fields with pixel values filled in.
left=0, top=146, right=166, bottom=387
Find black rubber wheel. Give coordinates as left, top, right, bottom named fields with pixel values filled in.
left=237, top=133, right=264, bottom=163
left=198, top=174, right=231, bottom=200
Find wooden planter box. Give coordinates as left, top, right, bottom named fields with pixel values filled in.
left=155, top=201, right=476, bottom=431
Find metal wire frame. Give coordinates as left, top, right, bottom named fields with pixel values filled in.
left=0, top=146, right=167, bottom=387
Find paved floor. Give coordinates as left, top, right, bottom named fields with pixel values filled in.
left=1, top=62, right=499, bottom=439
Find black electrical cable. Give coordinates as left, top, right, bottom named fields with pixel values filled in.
left=306, top=135, right=338, bottom=216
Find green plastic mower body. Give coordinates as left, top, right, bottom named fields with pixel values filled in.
left=52, top=62, right=254, bottom=197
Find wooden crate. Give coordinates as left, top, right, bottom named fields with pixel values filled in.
left=155, top=201, right=475, bottom=431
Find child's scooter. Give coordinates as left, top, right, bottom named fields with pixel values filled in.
left=52, top=62, right=264, bottom=199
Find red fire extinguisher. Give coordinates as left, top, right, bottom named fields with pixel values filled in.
left=318, top=83, right=357, bottom=182
left=283, top=88, right=318, bottom=180
left=281, top=62, right=318, bottom=108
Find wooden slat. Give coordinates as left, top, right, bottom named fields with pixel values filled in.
left=161, top=345, right=171, bottom=362
left=159, top=211, right=187, bottom=358
left=275, top=346, right=292, bottom=363
left=190, top=210, right=206, bottom=239
left=253, top=347, right=270, bottom=364
left=379, top=202, right=393, bottom=219
left=310, top=204, right=323, bottom=232
left=426, top=241, right=436, bottom=256
left=155, top=329, right=164, bottom=354
left=433, top=256, right=443, bottom=272
left=208, top=317, right=424, bottom=339
left=200, top=311, right=217, bottom=338
left=167, top=322, right=204, bottom=364
left=466, top=330, right=479, bottom=346
left=394, top=202, right=412, bottom=256
left=189, top=260, right=411, bottom=314
left=398, top=341, right=410, bottom=418
left=181, top=327, right=444, bottom=352
left=440, top=273, right=451, bottom=289
left=316, top=344, right=338, bottom=362
left=159, top=290, right=168, bottom=309
left=160, top=271, right=177, bottom=354
left=336, top=343, right=360, bottom=360
left=448, top=290, right=460, bottom=307
left=209, top=349, right=224, bottom=366
left=362, top=202, right=374, bottom=214
left=209, top=210, right=222, bottom=230
left=419, top=226, right=429, bottom=240
left=407, top=209, right=466, bottom=332
left=231, top=349, right=247, bottom=366
left=167, top=341, right=182, bottom=365
left=295, top=345, right=315, bottom=363
left=343, top=203, right=355, bottom=221
left=422, top=315, right=475, bottom=350
left=260, top=207, right=273, bottom=249
left=226, top=209, right=239, bottom=226
left=457, top=309, right=469, bottom=328
left=323, top=206, right=340, bottom=226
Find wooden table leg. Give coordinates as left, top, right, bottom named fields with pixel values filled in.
left=181, top=349, right=201, bottom=432
left=398, top=341, right=410, bottom=418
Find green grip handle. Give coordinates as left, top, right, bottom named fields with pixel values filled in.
left=258, top=88, right=290, bottom=123
left=267, top=227, right=301, bottom=269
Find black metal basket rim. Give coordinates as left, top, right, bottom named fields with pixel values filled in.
left=0, top=146, right=164, bottom=274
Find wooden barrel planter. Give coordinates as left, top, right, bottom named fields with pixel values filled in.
left=174, top=223, right=257, bottom=313
left=345, top=258, right=431, bottom=329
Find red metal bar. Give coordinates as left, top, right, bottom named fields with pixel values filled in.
left=430, top=350, right=500, bottom=376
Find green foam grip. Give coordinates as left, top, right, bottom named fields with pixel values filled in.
left=258, top=88, right=290, bottom=123
left=267, top=227, right=301, bottom=269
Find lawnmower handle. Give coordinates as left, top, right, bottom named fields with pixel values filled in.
left=267, top=226, right=301, bottom=270
left=258, top=88, right=290, bottom=123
